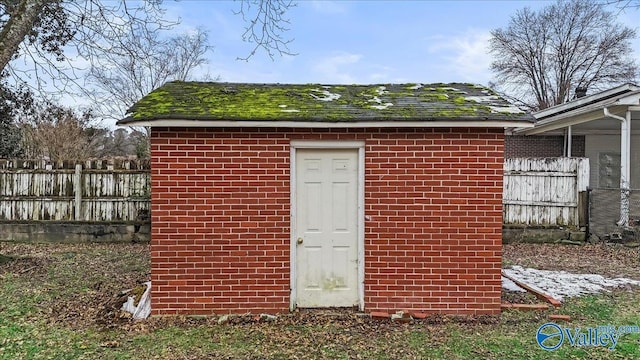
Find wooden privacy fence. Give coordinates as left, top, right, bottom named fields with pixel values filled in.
left=503, top=158, right=590, bottom=227
left=0, top=157, right=590, bottom=227
left=0, top=159, right=150, bottom=222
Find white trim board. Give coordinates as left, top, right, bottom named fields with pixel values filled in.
left=289, top=140, right=366, bottom=311
left=120, top=119, right=533, bottom=129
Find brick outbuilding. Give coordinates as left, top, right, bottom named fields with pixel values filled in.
left=118, top=82, right=533, bottom=316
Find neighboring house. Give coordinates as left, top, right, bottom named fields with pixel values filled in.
left=117, top=81, right=533, bottom=316
left=513, top=84, right=640, bottom=235
left=505, top=134, right=585, bottom=158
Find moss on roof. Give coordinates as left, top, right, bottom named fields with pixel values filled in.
left=119, top=81, right=532, bottom=124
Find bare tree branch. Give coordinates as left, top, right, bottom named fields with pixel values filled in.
left=83, top=26, right=213, bottom=121
left=490, top=0, right=638, bottom=110
left=234, top=0, right=297, bottom=61
left=602, top=0, right=640, bottom=9
left=0, top=0, right=49, bottom=72
left=17, top=102, right=103, bottom=161
left=1, top=0, right=295, bottom=116
left=1, top=0, right=177, bottom=96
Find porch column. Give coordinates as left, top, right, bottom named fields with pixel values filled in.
left=567, top=126, right=572, bottom=157
left=619, top=111, right=631, bottom=226
left=604, top=108, right=631, bottom=227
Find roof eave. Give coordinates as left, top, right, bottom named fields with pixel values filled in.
left=534, top=83, right=640, bottom=120
left=116, top=118, right=534, bottom=129
left=517, top=94, right=640, bottom=135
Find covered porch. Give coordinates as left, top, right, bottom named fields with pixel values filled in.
left=514, top=84, right=640, bottom=233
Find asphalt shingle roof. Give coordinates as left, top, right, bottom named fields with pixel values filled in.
left=118, top=81, right=533, bottom=124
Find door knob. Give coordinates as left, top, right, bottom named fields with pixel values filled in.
left=296, top=237, right=304, bottom=245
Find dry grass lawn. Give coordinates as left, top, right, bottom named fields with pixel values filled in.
left=0, top=241, right=638, bottom=359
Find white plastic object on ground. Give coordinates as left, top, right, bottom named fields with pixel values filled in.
left=121, top=281, right=151, bottom=319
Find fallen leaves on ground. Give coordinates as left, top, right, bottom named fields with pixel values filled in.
left=0, top=242, right=149, bottom=329
left=0, top=241, right=638, bottom=359
left=503, top=243, right=640, bottom=279
left=1, top=241, right=638, bottom=331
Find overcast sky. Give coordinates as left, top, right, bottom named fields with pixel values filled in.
left=162, top=0, right=640, bottom=87
left=39, top=0, right=634, bottom=128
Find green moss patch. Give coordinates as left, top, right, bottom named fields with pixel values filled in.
left=122, top=82, right=531, bottom=124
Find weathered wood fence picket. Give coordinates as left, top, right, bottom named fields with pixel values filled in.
left=1, top=157, right=590, bottom=241
left=503, top=158, right=590, bottom=227
left=0, top=159, right=150, bottom=222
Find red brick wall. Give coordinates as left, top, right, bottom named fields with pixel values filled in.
left=150, top=127, right=504, bottom=315
left=505, top=135, right=585, bottom=158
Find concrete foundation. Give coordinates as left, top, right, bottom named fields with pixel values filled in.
left=503, top=225, right=586, bottom=244
left=0, top=222, right=150, bottom=243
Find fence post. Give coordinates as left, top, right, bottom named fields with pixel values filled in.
left=576, top=158, right=590, bottom=192
left=576, top=158, right=590, bottom=226
left=74, top=164, right=82, bottom=221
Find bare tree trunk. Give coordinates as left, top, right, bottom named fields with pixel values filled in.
left=0, top=0, right=49, bottom=74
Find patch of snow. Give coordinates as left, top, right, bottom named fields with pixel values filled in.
left=368, top=94, right=393, bottom=110
left=408, top=84, right=423, bottom=90
left=281, top=109, right=300, bottom=113
left=440, top=87, right=467, bottom=94
left=279, top=104, right=287, bottom=108
left=465, top=95, right=500, bottom=103
left=310, top=88, right=341, bottom=102
left=503, top=266, right=640, bottom=301
left=370, top=104, right=393, bottom=110
left=502, top=277, right=526, bottom=292
left=465, top=95, right=524, bottom=114
left=489, top=105, right=524, bottom=114
left=376, top=86, right=388, bottom=95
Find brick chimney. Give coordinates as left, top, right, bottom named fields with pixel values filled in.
left=575, top=87, right=587, bottom=99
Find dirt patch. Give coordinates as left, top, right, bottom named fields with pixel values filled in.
left=503, top=243, right=640, bottom=280
left=142, top=308, right=498, bottom=338
left=0, top=256, right=50, bottom=276
left=0, top=244, right=53, bottom=277
left=0, top=254, right=13, bottom=264
left=501, top=289, right=540, bottom=305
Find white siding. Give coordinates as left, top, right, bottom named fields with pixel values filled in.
left=585, top=134, right=640, bottom=188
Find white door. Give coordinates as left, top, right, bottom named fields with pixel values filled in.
left=295, top=148, right=359, bottom=307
